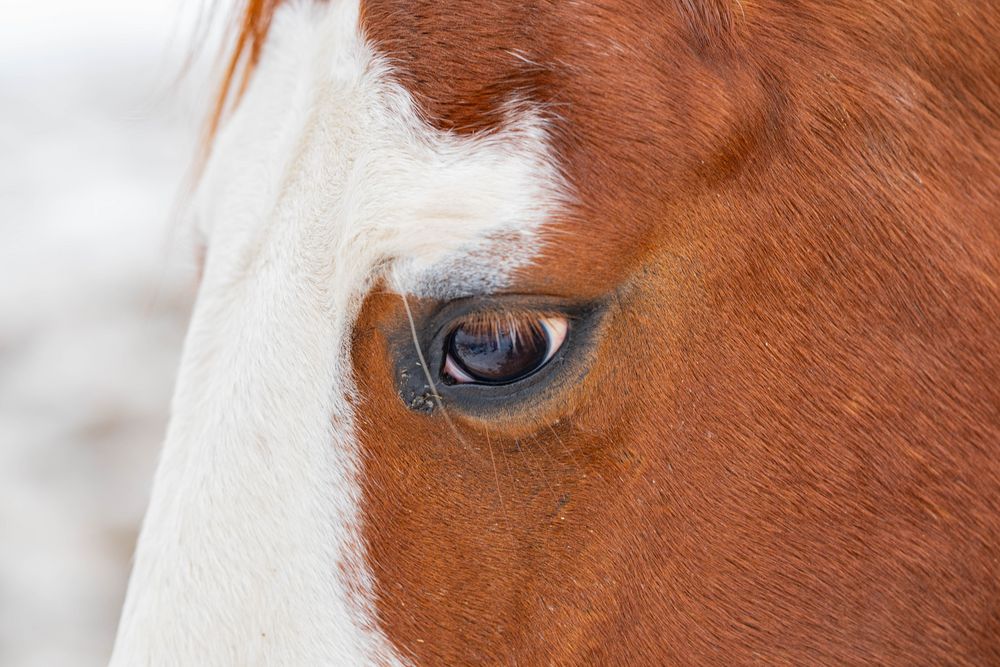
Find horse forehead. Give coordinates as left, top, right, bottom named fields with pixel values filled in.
left=358, top=0, right=613, bottom=134
left=357, top=0, right=734, bottom=299
left=195, top=0, right=568, bottom=304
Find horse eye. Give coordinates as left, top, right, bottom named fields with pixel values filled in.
left=442, top=315, right=568, bottom=385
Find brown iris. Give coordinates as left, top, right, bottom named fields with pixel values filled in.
left=442, top=314, right=568, bottom=385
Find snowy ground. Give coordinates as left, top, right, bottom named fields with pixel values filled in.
left=0, top=2, right=229, bottom=664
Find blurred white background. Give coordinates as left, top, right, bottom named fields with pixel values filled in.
left=0, top=1, right=231, bottom=664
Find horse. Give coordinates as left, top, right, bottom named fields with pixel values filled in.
left=110, top=0, right=1000, bottom=664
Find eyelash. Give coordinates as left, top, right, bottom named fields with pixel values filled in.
left=450, top=312, right=549, bottom=345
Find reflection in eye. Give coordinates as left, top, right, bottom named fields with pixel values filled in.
left=442, top=313, right=568, bottom=385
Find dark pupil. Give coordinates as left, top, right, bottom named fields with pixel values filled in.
left=449, top=321, right=548, bottom=384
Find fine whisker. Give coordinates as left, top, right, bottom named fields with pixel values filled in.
left=401, top=293, right=472, bottom=453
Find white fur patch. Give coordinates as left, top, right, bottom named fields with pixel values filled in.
left=110, top=0, right=566, bottom=664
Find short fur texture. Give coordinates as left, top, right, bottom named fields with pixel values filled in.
left=117, top=0, right=999, bottom=664
left=111, top=1, right=565, bottom=663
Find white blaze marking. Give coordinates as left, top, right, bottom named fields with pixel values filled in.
left=110, top=0, right=566, bottom=664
